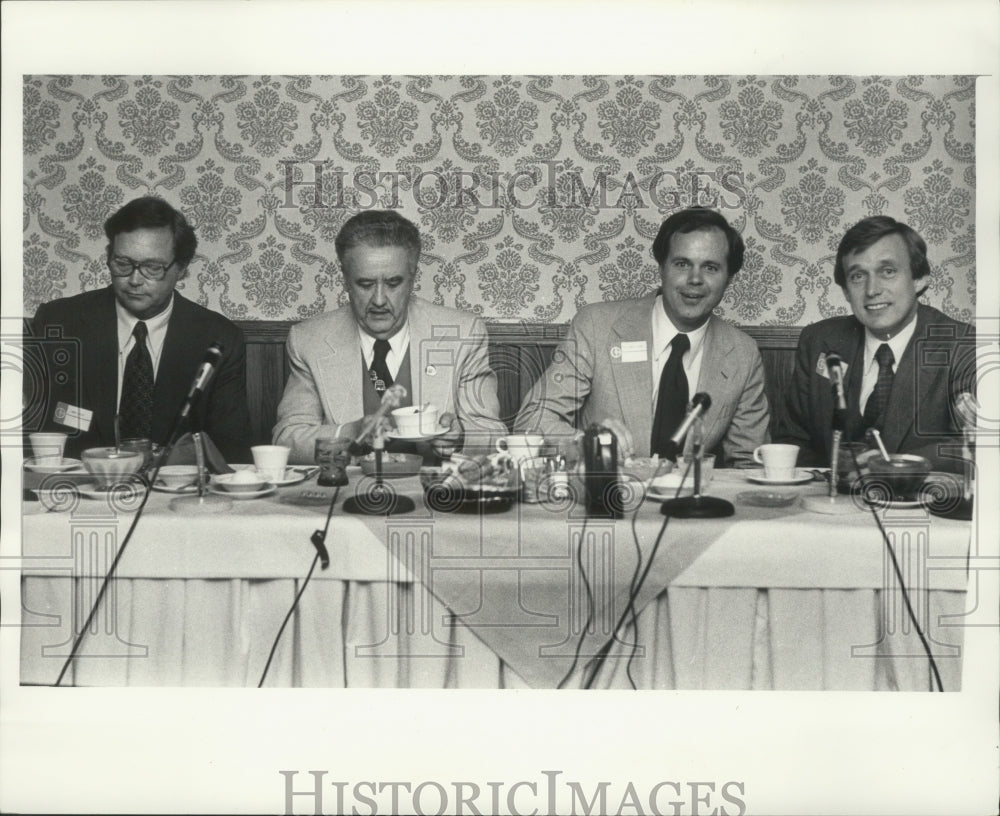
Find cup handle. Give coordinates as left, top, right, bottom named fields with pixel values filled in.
left=496, top=439, right=508, bottom=453
left=753, top=447, right=764, bottom=465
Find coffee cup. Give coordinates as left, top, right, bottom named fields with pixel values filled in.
left=251, top=444, right=290, bottom=482
left=29, top=432, right=67, bottom=466
left=496, top=434, right=545, bottom=466
left=392, top=404, right=439, bottom=437
left=753, top=444, right=799, bottom=480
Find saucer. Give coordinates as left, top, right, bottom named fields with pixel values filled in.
left=24, top=457, right=84, bottom=474
left=385, top=428, right=448, bottom=442
left=152, top=482, right=200, bottom=495
left=745, top=469, right=814, bottom=486
left=77, top=481, right=149, bottom=500
left=208, top=483, right=276, bottom=500
left=231, top=464, right=314, bottom=487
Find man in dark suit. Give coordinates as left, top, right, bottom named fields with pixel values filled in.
left=777, top=216, right=975, bottom=473
left=27, top=196, right=252, bottom=462
left=515, top=207, right=770, bottom=466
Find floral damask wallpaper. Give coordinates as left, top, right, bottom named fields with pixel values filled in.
left=23, top=75, right=976, bottom=325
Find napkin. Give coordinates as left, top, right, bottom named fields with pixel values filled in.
left=164, top=432, right=235, bottom=474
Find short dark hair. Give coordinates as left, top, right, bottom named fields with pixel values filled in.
left=651, top=207, right=745, bottom=276
left=104, top=196, right=198, bottom=272
left=834, top=216, right=930, bottom=287
left=334, top=210, right=421, bottom=268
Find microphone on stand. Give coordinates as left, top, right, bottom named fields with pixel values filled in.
left=178, top=342, right=225, bottom=422
left=658, top=393, right=733, bottom=519
left=663, top=393, right=712, bottom=458
left=826, top=353, right=847, bottom=499
left=352, top=383, right=407, bottom=450
left=160, top=342, right=226, bottom=464
left=344, top=383, right=414, bottom=516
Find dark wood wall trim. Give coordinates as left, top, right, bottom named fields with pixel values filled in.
left=236, top=319, right=803, bottom=445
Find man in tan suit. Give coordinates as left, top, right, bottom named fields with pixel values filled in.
left=515, top=207, right=769, bottom=466
left=273, top=210, right=508, bottom=464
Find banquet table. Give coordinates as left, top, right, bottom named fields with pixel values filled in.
left=16, top=469, right=971, bottom=690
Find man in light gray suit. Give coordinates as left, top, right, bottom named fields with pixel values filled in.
left=273, top=210, right=508, bottom=464
left=515, top=207, right=769, bottom=466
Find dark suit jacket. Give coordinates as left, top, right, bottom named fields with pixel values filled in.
left=28, top=287, right=252, bottom=462
left=776, top=303, right=975, bottom=473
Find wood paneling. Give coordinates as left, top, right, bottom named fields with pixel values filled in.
left=237, top=320, right=801, bottom=445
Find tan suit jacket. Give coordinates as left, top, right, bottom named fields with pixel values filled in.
left=273, top=297, right=508, bottom=463
left=514, top=293, right=770, bottom=466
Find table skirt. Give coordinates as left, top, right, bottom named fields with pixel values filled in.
left=21, top=576, right=965, bottom=690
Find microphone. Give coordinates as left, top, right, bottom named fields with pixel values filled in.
left=354, top=383, right=407, bottom=444
left=669, top=392, right=712, bottom=448
left=954, top=391, right=978, bottom=433
left=826, top=353, right=847, bottom=411
left=177, top=342, right=225, bottom=421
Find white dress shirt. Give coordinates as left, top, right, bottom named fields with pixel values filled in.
left=358, top=322, right=410, bottom=380
left=115, top=295, right=173, bottom=408
left=650, top=295, right=710, bottom=412
left=858, top=313, right=918, bottom=413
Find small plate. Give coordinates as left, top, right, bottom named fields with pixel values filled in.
left=77, top=481, right=149, bottom=500
left=229, top=464, right=316, bottom=487
left=208, top=483, right=276, bottom=500
left=737, top=490, right=800, bottom=508
left=745, top=469, right=814, bottom=486
left=24, top=457, right=84, bottom=474
left=151, top=482, right=199, bottom=495
left=645, top=484, right=696, bottom=501
left=385, top=428, right=448, bottom=442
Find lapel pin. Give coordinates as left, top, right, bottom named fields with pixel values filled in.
left=425, top=365, right=437, bottom=376
left=610, top=346, right=622, bottom=359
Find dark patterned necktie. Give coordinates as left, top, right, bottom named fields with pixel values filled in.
left=369, top=338, right=393, bottom=395
left=650, top=333, right=690, bottom=460
left=119, top=321, right=153, bottom=439
left=862, top=343, right=895, bottom=429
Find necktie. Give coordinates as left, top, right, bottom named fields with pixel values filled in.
left=119, top=321, right=153, bottom=439
left=651, top=333, right=690, bottom=460
left=863, top=343, right=895, bottom=429
left=369, top=338, right=393, bottom=395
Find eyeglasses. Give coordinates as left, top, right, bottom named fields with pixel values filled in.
left=108, top=255, right=177, bottom=281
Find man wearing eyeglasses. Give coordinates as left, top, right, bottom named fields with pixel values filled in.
left=28, top=196, right=252, bottom=461
left=776, top=216, right=975, bottom=472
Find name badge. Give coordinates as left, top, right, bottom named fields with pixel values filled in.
left=54, top=402, right=92, bottom=432
left=619, top=341, right=648, bottom=363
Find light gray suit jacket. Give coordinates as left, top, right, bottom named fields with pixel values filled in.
left=273, top=296, right=508, bottom=463
left=514, top=293, right=770, bottom=466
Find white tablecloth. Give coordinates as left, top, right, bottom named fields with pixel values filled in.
left=17, top=471, right=970, bottom=689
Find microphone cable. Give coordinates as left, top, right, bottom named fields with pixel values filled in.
left=557, top=514, right=593, bottom=689
left=257, top=485, right=339, bottom=688
left=850, top=446, right=945, bottom=692
left=52, top=424, right=197, bottom=686
left=584, top=457, right=690, bottom=690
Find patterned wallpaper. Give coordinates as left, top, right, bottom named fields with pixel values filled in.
left=22, top=75, right=976, bottom=325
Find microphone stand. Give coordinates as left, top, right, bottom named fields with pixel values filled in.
left=168, top=431, right=233, bottom=514
left=801, top=400, right=857, bottom=515
left=343, top=423, right=415, bottom=516
left=659, top=416, right=734, bottom=519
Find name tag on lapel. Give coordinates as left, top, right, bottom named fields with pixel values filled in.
left=54, top=402, right=92, bottom=432
left=619, top=341, right=648, bottom=363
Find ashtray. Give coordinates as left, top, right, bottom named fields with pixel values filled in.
left=736, top=490, right=800, bottom=509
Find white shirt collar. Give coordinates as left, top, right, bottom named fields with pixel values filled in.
left=358, top=321, right=410, bottom=363
left=863, top=312, right=918, bottom=371
left=115, top=293, right=174, bottom=355
left=651, top=294, right=710, bottom=361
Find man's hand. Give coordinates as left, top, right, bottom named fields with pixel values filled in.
left=430, top=411, right=463, bottom=458
left=599, top=417, right=635, bottom=462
